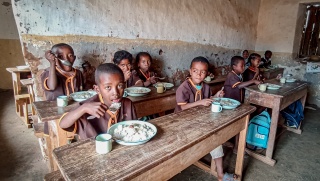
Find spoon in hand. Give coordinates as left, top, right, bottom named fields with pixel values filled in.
left=155, top=77, right=166, bottom=80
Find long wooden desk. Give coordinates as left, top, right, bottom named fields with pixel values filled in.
left=244, top=79, right=308, bottom=166
left=53, top=104, right=256, bottom=181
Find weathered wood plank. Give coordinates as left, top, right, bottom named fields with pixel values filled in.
left=53, top=104, right=255, bottom=180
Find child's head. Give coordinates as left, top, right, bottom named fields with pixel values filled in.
left=189, top=56, right=209, bottom=85
left=265, top=50, right=272, bottom=60
left=136, top=52, right=152, bottom=72
left=242, top=50, right=249, bottom=60
left=51, top=43, right=76, bottom=71
left=231, top=56, right=245, bottom=74
left=248, top=53, right=261, bottom=68
left=94, top=63, right=125, bottom=106
left=113, top=50, right=133, bottom=73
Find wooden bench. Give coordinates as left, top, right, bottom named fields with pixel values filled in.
left=44, top=170, right=64, bottom=181
left=34, top=122, right=45, bottom=138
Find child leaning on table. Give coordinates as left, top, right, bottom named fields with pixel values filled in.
left=243, top=53, right=265, bottom=82
left=41, top=43, right=84, bottom=101
left=59, top=63, right=137, bottom=139
left=113, top=50, right=143, bottom=88
left=174, top=56, right=237, bottom=181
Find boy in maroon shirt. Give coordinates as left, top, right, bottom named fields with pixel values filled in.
left=175, top=57, right=239, bottom=181
left=59, top=63, right=137, bottom=139
left=41, top=43, right=84, bottom=101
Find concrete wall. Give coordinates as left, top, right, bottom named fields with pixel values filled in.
left=11, top=0, right=260, bottom=100
left=256, top=0, right=320, bottom=106
left=0, top=0, right=24, bottom=89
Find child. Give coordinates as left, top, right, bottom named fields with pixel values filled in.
left=41, top=43, right=84, bottom=101
left=82, top=61, right=96, bottom=90
left=259, top=50, right=272, bottom=68
left=59, top=63, right=137, bottom=139
left=243, top=53, right=264, bottom=81
left=136, top=52, right=157, bottom=87
left=113, top=50, right=143, bottom=87
left=224, top=56, right=261, bottom=154
left=175, top=57, right=236, bottom=181
left=224, top=56, right=261, bottom=103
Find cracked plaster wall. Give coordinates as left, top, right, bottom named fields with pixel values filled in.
left=11, top=0, right=260, bottom=100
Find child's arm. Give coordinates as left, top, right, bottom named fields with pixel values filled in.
left=237, top=79, right=261, bottom=89
left=45, top=50, right=58, bottom=90
left=180, top=99, right=213, bottom=111
left=143, top=76, right=156, bottom=87
left=59, top=102, right=107, bottom=129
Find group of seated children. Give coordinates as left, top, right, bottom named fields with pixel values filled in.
left=41, top=43, right=267, bottom=181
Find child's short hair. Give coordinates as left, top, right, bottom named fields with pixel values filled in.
left=190, top=56, right=209, bottom=69
left=51, top=43, right=73, bottom=54
left=95, top=63, right=124, bottom=84
left=136, top=52, right=152, bottom=63
left=265, top=50, right=272, bottom=55
left=231, top=56, right=244, bottom=67
left=242, top=50, right=249, bottom=54
left=113, top=50, right=133, bottom=65
left=248, top=53, right=261, bottom=64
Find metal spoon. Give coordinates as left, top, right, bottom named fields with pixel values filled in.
left=57, top=58, right=72, bottom=67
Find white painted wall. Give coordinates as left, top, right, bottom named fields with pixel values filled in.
left=12, top=0, right=260, bottom=50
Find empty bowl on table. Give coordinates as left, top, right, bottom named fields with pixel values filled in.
left=125, top=87, right=151, bottom=97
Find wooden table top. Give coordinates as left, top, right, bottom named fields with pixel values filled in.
left=6, top=67, right=31, bottom=73
left=20, top=78, right=33, bottom=86
left=245, top=79, right=308, bottom=98
left=53, top=104, right=255, bottom=180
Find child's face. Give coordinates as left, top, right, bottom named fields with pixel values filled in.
left=251, top=57, right=261, bottom=68
left=117, top=59, right=131, bottom=73
left=265, top=52, right=272, bottom=60
left=56, top=46, right=76, bottom=71
left=138, top=55, right=151, bottom=72
left=242, top=52, right=249, bottom=59
left=233, top=60, right=245, bottom=74
left=95, top=73, right=125, bottom=107
left=189, top=62, right=208, bottom=85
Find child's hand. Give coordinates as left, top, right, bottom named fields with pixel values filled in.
left=254, top=80, right=262, bottom=85
left=198, top=98, right=213, bottom=107
left=45, top=50, right=57, bottom=65
left=150, top=76, right=157, bottom=84
left=124, top=71, right=132, bottom=82
left=214, top=90, right=225, bottom=98
left=82, top=102, right=107, bottom=118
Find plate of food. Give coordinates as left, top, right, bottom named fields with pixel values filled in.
left=108, top=120, right=157, bottom=146
left=125, top=87, right=151, bottom=97
left=286, top=78, right=297, bottom=83
left=70, top=91, right=97, bottom=102
left=212, top=98, right=241, bottom=110
left=266, top=83, right=282, bottom=90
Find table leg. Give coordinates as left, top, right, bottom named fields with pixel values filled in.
left=235, top=115, right=249, bottom=181
left=265, top=98, right=281, bottom=163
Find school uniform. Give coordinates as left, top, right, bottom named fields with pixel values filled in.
left=224, top=71, right=244, bottom=103
left=137, top=69, right=156, bottom=85
left=60, top=94, right=137, bottom=140
left=175, top=78, right=224, bottom=159
left=243, top=66, right=264, bottom=82
left=259, top=57, right=271, bottom=68
left=41, top=67, right=84, bottom=101
left=126, top=70, right=143, bottom=88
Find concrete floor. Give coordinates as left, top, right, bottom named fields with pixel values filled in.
left=0, top=90, right=319, bottom=181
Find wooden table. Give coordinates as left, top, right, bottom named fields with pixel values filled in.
left=261, top=68, right=284, bottom=79
left=20, top=78, right=35, bottom=115
left=32, top=87, right=177, bottom=171
left=6, top=67, right=32, bottom=126
left=244, top=79, right=308, bottom=166
left=53, top=104, right=256, bottom=181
